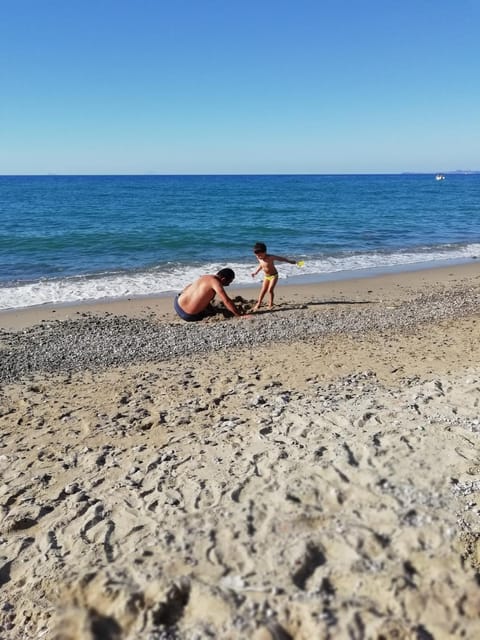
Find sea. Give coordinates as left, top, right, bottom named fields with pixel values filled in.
left=1, top=174, right=479, bottom=311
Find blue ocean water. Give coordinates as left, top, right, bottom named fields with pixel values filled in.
left=1, top=174, right=479, bottom=310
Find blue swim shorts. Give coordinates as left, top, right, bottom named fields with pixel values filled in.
left=174, top=295, right=206, bottom=322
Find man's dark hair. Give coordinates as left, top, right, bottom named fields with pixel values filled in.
left=217, top=268, right=235, bottom=283
left=253, top=242, right=267, bottom=253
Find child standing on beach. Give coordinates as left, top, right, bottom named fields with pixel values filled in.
left=251, top=241, right=297, bottom=312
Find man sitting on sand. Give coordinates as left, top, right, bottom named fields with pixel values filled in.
left=174, top=268, right=246, bottom=321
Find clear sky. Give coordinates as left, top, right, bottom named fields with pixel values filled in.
left=1, top=0, right=479, bottom=174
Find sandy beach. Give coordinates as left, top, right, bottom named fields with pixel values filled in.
left=1, top=263, right=480, bottom=639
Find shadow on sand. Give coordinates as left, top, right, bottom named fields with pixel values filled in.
left=248, top=298, right=377, bottom=315
left=208, top=296, right=377, bottom=320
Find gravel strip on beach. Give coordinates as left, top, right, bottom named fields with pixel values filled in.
left=1, top=285, right=479, bottom=383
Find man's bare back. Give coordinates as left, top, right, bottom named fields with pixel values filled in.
left=174, top=269, right=245, bottom=321
left=178, top=275, right=221, bottom=315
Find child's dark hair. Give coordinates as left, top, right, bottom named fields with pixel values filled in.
left=253, top=242, right=267, bottom=253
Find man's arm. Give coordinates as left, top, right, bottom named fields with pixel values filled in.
left=212, top=281, right=243, bottom=317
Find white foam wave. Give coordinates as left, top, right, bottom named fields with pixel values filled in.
left=1, top=244, right=479, bottom=311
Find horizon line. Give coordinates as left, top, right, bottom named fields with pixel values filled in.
left=1, top=170, right=479, bottom=177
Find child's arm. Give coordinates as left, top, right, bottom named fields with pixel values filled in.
left=251, top=265, right=262, bottom=277
left=271, top=254, right=296, bottom=265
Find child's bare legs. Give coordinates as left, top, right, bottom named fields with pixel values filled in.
left=253, top=279, right=269, bottom=311
left=253, top=277, right=278, bottom=311
left=267, top=278, right=278, bottom=308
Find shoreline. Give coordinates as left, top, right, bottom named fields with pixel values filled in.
left=1, top=261, right=480, bottom=638
left=1, top=260, right=479, bottom=331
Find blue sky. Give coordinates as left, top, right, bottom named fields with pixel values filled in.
left=1, top=0, right=479, bottom=174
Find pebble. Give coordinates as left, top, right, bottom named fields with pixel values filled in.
left=64, top=483, right=80, bottom=495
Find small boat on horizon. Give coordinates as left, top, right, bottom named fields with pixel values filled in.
left=435, top=174, right=446, bottom=181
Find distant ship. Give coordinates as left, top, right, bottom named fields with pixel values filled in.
left=435, top=174, right=445, bottom=181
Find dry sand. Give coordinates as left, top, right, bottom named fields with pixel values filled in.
left=1, top=263, right=480, bottom=639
